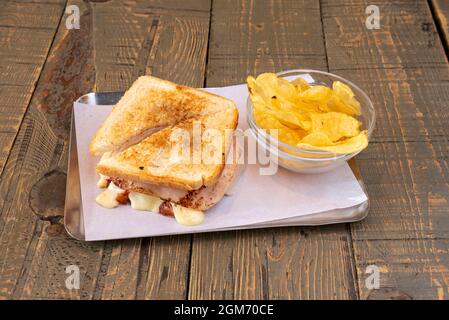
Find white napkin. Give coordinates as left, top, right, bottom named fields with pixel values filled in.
left=74, top=83, right=367, bottom=241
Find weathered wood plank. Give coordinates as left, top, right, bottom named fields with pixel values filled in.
left=431, top=0, right=449, bottom=56
left=0, top=0, right=67, bottom=300
left=354, top=239, right=449, bottom=300
left=0, top=0, right=66, bottom=176
left=92, top=0, right=210, bottom=91
left=321, top=0, right=449, bottom=299
left=0, top=0, right=211, bottom=299
left=0, top=0, right=101, bottom=300
left=206, top=0, right=327, bottom=82
left=322, top=0, right=447, bottom=71
left=189, top=0, right=358, bottom=300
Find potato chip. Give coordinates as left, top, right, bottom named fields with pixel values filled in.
left=251, top=73, right=298, bottom=104
left=299, top=132, right=334, bottom=146
left=253, top=109, right=305, bottom=145
left=291, top=77, right=310, bottom=93
left=300, top=85, right=333, bottom=102
left=288, top=98, right=321, bottom=113
left=332, top=81, right=354, bottom=99
left=247, top=73, right=368, bottom=154
left=250, top=83, right=312, bottom=131
left=254, top=73, right=279, bottom=98
left=272, top=109, right=311, bottom=131
left=297, top=131, right=368, bottom=154
left=263, top=100, right=312, bottom=131
left=331, top=81, right=361, bottom=115
left=247, top=76, right=268, bottom=102
left=310, top=112, right=360, bottom=142
left=275, top=77, right=298, bottom=102
left=278, top=128, right=306, bottom=146
left=326, top=95, right=358, bottom=116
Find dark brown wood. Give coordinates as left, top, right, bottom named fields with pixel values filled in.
left=431, top=0, right=449, bottom=57
left=0, top=0, right=211, bottom=300
left=188, top=0, right=358, bottom=300
left=321, top=0, right=449, bottom=299
left=0, top=0, right=66, bottom=177
left=0, top=0, right=67, bottom=300
left=0, top=0, right=103, bottom=300
left=1, top=0, right=449, bottom=300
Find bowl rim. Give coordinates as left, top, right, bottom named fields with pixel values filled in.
left=246, top=69, right=376, bottom=161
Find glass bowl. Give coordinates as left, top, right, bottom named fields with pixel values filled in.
left=246, top=69, right=376, bottom=174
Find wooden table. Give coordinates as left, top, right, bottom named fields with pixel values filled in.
left=0, top=0, right=448, bottom=300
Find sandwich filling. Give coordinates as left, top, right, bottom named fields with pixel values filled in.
left=95, top=182, right=205, bottom=226
left=95, top=157, right=241, bottom=226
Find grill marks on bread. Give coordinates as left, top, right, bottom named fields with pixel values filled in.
left=92, top=76, right=238, bottom=191
left=90, top=76, right=236, bottom=156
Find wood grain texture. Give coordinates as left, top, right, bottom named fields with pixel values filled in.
left=0, top=0, right=101, bottom=300
left=431, top=0, right=449, bottom=56
left=0, top=0, right=211, bottom=300
left=0, top=0, right=66, bottom=176
left=0, top=0, right=67, bottom=300
left=188, top=0, right=358, bottom=300
left=91, top=0, right=210, bottom=91
left=321, top=0, right=449, bottom=299
left=1, top=0, right=448, bottom=301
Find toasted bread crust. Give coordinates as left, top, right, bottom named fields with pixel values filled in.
left=96, top=108, right=238, bottom=190
left=97, top=162, right=204, bottom=190
left=90, top=75, right=238, bottom=155
left=92, top=75, right=239, bottom=190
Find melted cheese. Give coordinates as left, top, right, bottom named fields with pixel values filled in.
left=129, top=192, right=205, bottom=226
left=129, top=192, right=163, bottom=212
left=95, top=183, right=124, bottom=209
left=97, top=174, right=109, bottom=188
left=172, top=204, right=205, bottom=226
left=96, top=185, right=205, bottom=226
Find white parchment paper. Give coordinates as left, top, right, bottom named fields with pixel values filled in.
left=74, top=82, right=368, bottom=241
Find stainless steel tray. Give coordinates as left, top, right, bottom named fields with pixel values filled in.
left=64, top=92, right=369, bottom=241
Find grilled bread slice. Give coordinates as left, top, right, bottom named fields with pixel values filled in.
left=95, top=100, right=238, bottom=190
left=106, top=147, right=243, bottom=211
left=90, top=75, right=237, bottom=155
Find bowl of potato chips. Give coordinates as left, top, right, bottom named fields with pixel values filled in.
left=246, top=69, right=375, bottom=173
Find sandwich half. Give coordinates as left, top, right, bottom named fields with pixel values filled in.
left=91, top=75, right=241, bottom=225
left=90, top=75, right=237, bottom=155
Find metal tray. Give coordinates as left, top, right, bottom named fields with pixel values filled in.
left=64, top=92, right=369, bottom=241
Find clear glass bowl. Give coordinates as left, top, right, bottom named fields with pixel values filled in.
left=246, top=69, right=376, bottom=174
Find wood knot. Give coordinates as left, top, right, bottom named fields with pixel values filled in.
left=29, top=170, right=66, bottom=220
left=367, top=288, right=413, bottom=300
left=254, top=23, right=264, bottom=31
left=421, top=22, right=432, bottom=32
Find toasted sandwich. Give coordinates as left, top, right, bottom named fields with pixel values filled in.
left=90, top=76, right=241, bottom=225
